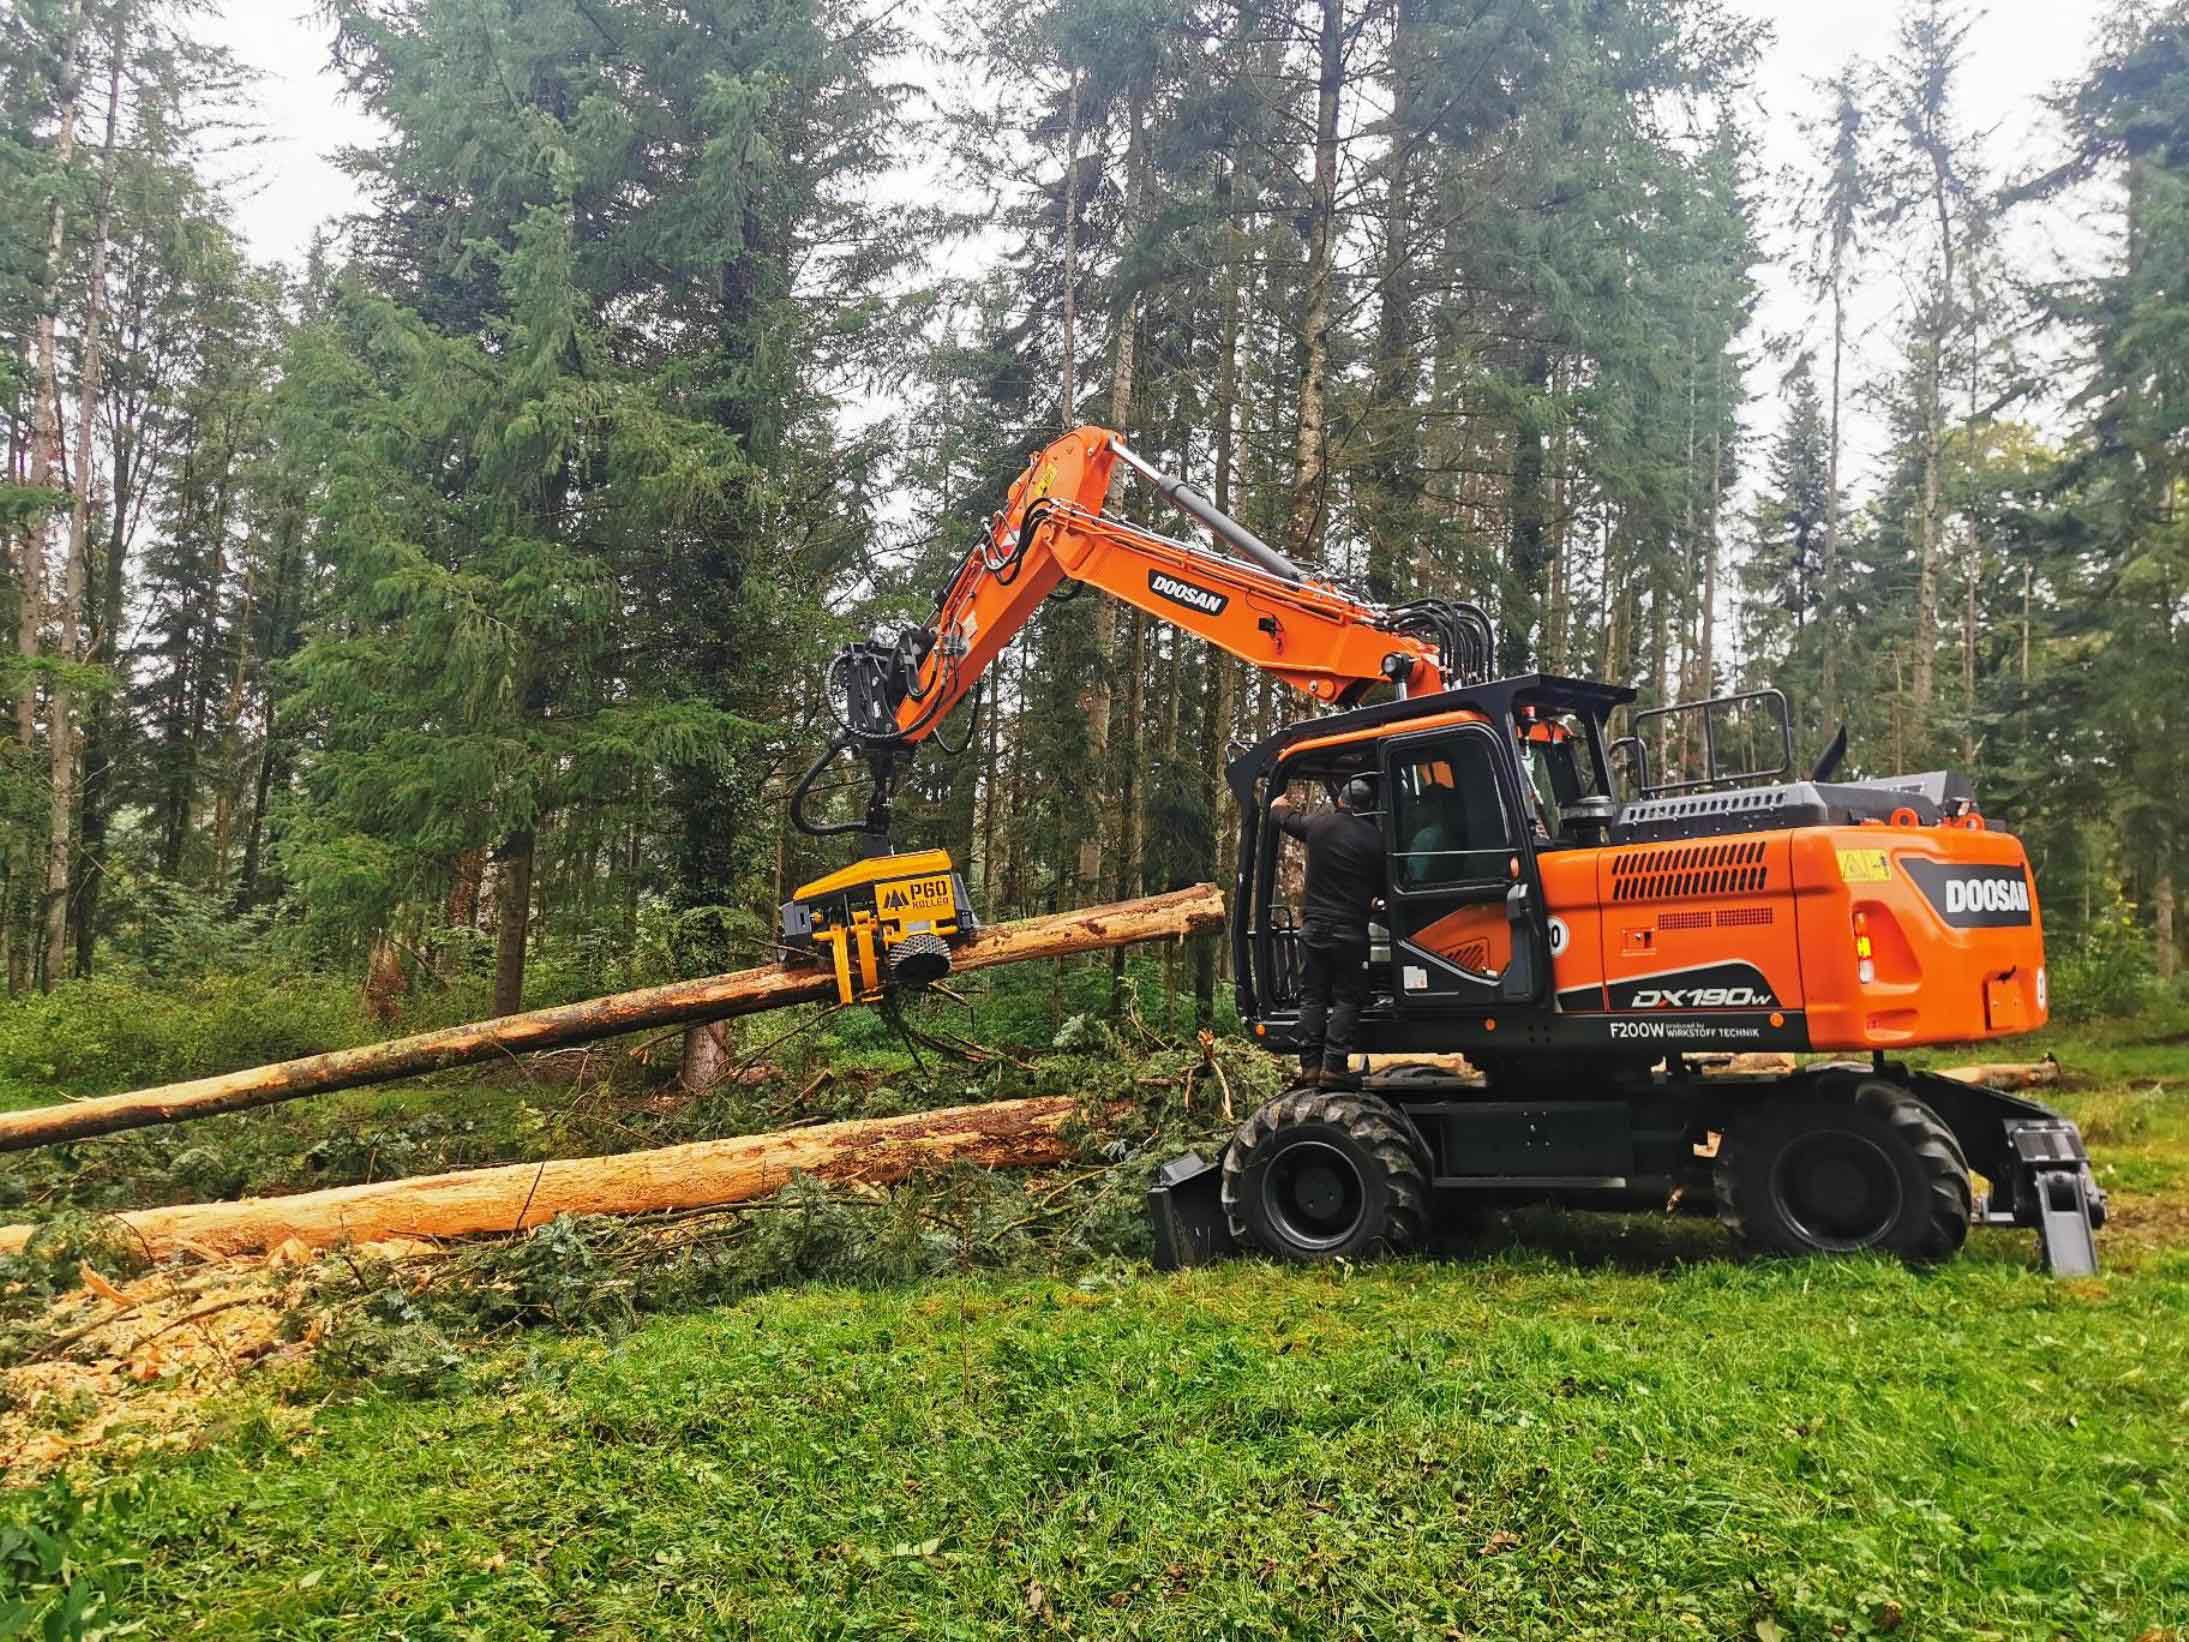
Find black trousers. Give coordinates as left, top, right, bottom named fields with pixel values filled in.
left=1297, top=938, right=1370, bottom=1075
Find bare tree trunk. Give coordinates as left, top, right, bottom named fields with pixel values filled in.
left=0, top=1097, right=1104, bottom=1261
left=1085, top=81, right=1150, bottom=901
left=679, top=1019, right=731, bottom=1091
left=491, top=828, right=535, bottom=1017
left=2020, top=563, right=2031, bottom=685
left=1107, top=609, right=1147, bottom=1011
left=13, top=0, right=86, bottom=753
left=1821, top=273, right=1845, bottom=722
left=1286, top=0, right=1343, bottom=560
left=1059, top=72, right=1082, bottom=428
left=1961, top=540, right=1978, bottom=765
left=42, top=17, right=122, bottom=988
left=1362, top=0, right=1418, bottom=594
left=2156, top=867, right=2177, bottom=984
left=1914, top=156, right=1958, bottom=720
left=979, top=637, right=1002, bottom=912
left=1701, top=356, right=1723, bottom=703
left=73, top=381, right=144, bottom=974
left=1003, top=645, right=1030, bottom=913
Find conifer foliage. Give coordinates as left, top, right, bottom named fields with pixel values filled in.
left=1, top=0, right=2186, bottom=1004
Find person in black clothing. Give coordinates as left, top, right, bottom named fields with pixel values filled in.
left=1272, top=775, right=1385, bottom=1090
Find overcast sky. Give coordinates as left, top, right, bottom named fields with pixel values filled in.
left=199, top=0, right=2110, bottom=497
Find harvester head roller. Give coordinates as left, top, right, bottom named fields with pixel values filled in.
left=888, top=930, right=953, bottom=989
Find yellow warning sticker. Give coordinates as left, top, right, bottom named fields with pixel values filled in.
left=1837, top=848, right=1892, bottom=884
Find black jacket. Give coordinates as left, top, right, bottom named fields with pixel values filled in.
left=1277, top=805, right=1385, bottom=945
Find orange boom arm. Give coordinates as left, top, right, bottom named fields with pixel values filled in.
left=793, top=427, right=1491, bottom=847
left=890, top=427, right=1477, bottom=732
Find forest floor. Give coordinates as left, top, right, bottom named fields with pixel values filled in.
left=0, top=1010, right=2184, bottom=1639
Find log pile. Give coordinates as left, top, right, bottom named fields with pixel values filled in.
left=0, top=884, right=1224, bottom=1152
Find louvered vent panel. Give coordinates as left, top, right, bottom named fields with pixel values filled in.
left=1609, top=839, right=1773, bottom=902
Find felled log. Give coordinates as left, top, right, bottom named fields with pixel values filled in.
left=1360, top=1053, right=1479, bottom=1079
left=1690, top=1052, right=1802, bottom=1077
left=0, top=1096, right=1095, bottom=1260
left=0, top=885, right=1224, bottom=1152
left=1934, top=1055, right=2060, bottom=1090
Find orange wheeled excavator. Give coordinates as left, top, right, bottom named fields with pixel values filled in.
left=781, top=426, right=2105, bottom=1275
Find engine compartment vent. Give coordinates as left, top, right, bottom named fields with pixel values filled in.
left=1610, top=839, right=1771, bottom=902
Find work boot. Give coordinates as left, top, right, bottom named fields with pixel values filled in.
left=1284, top=1065, right=1320, bottom=1094
left=1318, top=1066, right=1362, bottom=1093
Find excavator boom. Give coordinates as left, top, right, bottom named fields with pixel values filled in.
left=884, top=427, right=1484, bottom=735
left=798, top=427, right=1492, bottom=840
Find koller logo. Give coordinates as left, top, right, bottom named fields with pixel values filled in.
left=1148, top=570, right=1229, bottom=617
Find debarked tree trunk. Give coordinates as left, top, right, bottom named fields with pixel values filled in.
left=0, top=885, right=1225, bottom=1151
left=0, top=1096, right=1104, bottom=1259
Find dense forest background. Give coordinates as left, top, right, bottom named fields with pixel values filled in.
left=2, top=0, right=2185, bottom=1034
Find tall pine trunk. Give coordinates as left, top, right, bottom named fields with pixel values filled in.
left=1059, top=73, right=1082, bottom=427
left=1285, top=0, right=1342, bottom=560
left=492, top=828, right=535, bottom=1017
left=1502, top=346, right=1552, bottom=673
left=1195, top=144, right=1247, bottom=1018
left=1821, top=271, right=1846, bottom=723
left=72, top=406, right=139, bottom=973
left=1088, top=80, right=1149, bottom=903
left=1913, top=141, right=1959, bottom=723
left=43, top=17, right=123, bottom=988
left=14, top=0, right=86, bottom=756
left=1362, top=0, right=1419, bottom=594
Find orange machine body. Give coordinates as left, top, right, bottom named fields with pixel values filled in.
left=1274, top=704, right=2047, bottom=1055
left=1532, top=821, right=2046, bottom=1051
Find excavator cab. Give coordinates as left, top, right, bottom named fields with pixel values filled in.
left=1234, top=676, right=1627, bottom=1055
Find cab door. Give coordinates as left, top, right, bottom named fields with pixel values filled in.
left=1382, top=724, right=1547, bottom=1010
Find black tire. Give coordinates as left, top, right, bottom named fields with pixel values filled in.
left=1715, top=1078, right=1971, bottom=1262
left=1221, top=1090, right=1428, bottom=1261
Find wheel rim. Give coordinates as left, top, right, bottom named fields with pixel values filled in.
left=1770, top=1130, right=1903, bottom=1250
left=1261, top=1139, right=1368, bottom=1251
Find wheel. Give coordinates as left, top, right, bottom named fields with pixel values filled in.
left=1715, top=1078, right=1971, bottom=1262
left=1221, top=1090, right=1427, bottom=1262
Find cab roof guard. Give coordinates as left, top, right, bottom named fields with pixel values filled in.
left=1224, top=673, right=1638, bottom=804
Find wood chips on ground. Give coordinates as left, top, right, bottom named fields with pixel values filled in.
left=0, top=1237, right=434, bottom=1483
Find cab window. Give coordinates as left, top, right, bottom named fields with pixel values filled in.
left=1516, top=714, right=1605, bottom=841
left=1391, top=735, right=1513, bottom=889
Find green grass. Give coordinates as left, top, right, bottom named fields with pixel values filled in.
left=69, top=1247, right=2189, bottom=1639
left=4, top=1010, right=2187, bottom=1638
